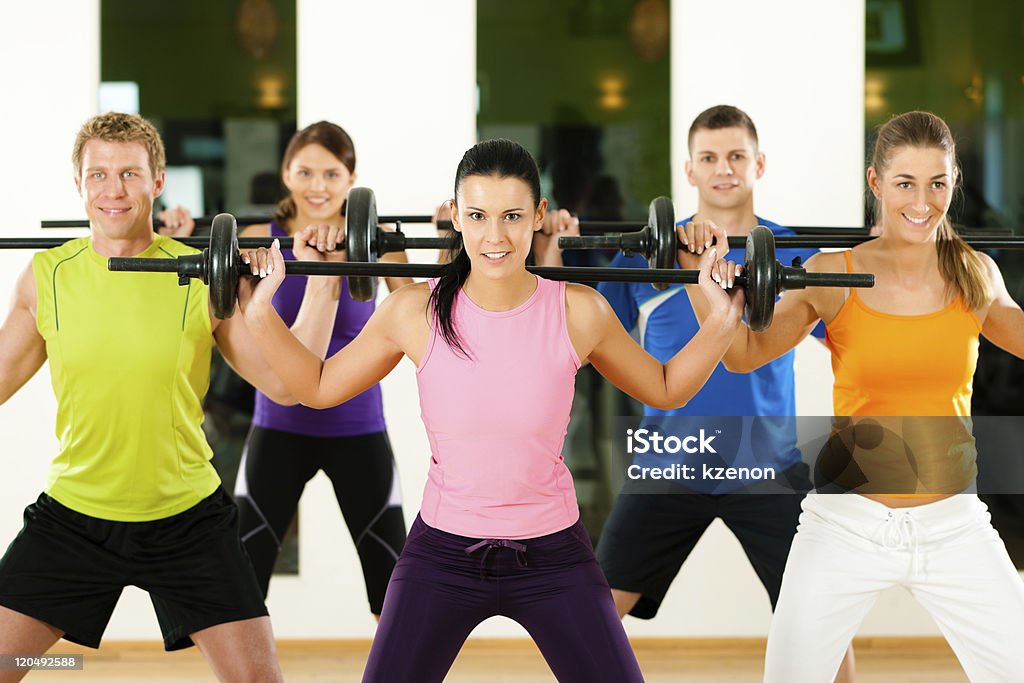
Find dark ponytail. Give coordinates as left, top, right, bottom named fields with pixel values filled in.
left=429, top=233, right=471, bottom=357
left=428, top=139, right=541, bottom=357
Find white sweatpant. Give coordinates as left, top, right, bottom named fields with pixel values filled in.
left=764, top=493, right=1024, bottom=682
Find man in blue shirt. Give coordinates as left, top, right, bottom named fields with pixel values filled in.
left=592, top=106, right=854, bottom=681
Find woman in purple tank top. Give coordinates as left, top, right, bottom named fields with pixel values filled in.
left=233, top=121, right=412, bottom=619
left=237, top=139, right=744, bottom=682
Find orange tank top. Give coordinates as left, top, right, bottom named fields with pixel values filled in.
left=822, top=250, right=981, bottom=495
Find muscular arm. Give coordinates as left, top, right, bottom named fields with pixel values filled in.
left=979, top=252, right=1024, bottom=358
left=569, top=284, right=740, bottom=410
left=288, top=279, right=341, bottom=359
left=238, top=222, right=347, bottom=361
left=211, top=310, right=297, bottom=405
left=684, top=253, right=829, bottom=372
left=241, top=287, right=408, bottom=409
left=379, top=241, right=414, bottom=293
left=0, top=264, right=47, bottom=405
left=213, top=262, right=369, bottom=404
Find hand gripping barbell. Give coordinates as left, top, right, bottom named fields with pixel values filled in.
left=20, top=188, right=450, bottom=302
left=41, top=213, right=444, bottom=230
left=106, top=189, right=874, bottom=331
left=556, top=211, right=1024, bottom=278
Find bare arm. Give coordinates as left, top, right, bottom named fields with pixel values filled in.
left=238, top=243, right=407, bottom=409
left=240, top=224, right=350, bottom=360
left=576, top=290, right=739, bottom=409
left=979, top=252, right=1024, bottom=358
left=686, top=280, right=820, bottom=373
left=285, top=225, right=346, bottom=359
left=280, top=279, right=341, bottom=360
left=569, top=249, right=744, bottom=410
left=378, top=225, right=414, bottom=293
left=0, top=264, right=47, bottom=405
left=211, top=226, right=347, bottom=403
left=685, top=254, right=825, bottom=373
left=211, top=312, right=297, bottom=405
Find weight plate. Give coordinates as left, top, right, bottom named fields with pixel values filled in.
left=744, top=226, right=776, bottom=331
left=345, top=187, right=379, bottom=302
left=647, top=196, right=676, bottom=291
left=209, top=213, right=239, bottom=320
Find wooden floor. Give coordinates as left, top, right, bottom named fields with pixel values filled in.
left=31, top=638, right=966, bottom=682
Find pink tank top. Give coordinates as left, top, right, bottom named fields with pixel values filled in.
left=417, top=276, right=582, bottom=538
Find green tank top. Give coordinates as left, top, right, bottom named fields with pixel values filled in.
left=33, top=236, right=220, bottom=521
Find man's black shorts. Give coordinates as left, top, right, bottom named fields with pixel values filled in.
left=0, top=487, right=268, bottom=650
left=596, top=463, right=811, bottom=619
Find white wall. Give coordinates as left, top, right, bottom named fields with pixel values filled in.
left=297, top=0, right=475, bottom=216
left=0, top=0, right=98, bottom=587
left=671, top=4, right=866, bottom=228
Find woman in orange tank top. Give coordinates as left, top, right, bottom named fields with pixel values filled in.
left=688, top=111, right=1024, bottom=682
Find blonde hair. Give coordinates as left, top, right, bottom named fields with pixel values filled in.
left=72, top=112, right=166, bottom=179
left=870, top=111, right=991, bottom=310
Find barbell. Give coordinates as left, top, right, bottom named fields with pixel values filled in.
left=28, top=190, right=679, bottom=302
left=0, top=234, right=446, bottom=252
left=557, top=213, right=1024, bottom=286
left=46, top=214, right=638, bottom=234
left=14, top=192, right=450, bottom=304
left=106, top=188, right=874, bottom=331
left=36, top=190, right=676, bottom=302
left=40, top=214, right=441, bottom=230
left=44, top=213, right=659, bottom=236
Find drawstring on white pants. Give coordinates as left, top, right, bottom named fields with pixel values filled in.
left=881, top=509, right=923, bottom=577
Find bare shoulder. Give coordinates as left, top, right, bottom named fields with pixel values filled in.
left=565, top=282, right=614, bottom=326
left=12, top=261, right=38, bottom=311
left=240, top=223, right=271, bottom=237
left=378, top=280, right=432, bottom=319
left=374, top=281, right=432, bottom=358
left=975, top=250, right=1001, bottom=277
left=802, top=250, right=847, bottom=272
left=975, top=250, right=1008, bottom=300
left=566, top=281, right=606, bottom=308
left=786, top=251, right=848, bottom=322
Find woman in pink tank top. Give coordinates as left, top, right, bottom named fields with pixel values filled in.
left=237, top=139, right=743, bottom=682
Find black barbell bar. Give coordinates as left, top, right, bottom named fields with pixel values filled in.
left=0, top=232, right=448, bottom=253
left=45, top=211, right=1015, bottom=239
left=439, top=221, right=1014, bottom=237
left=107, top=206, right=875, bottom=331
left=40, top=214, right=441, bottom=230
left=557, top=222, right=1024, bottom=276
left=44, top=214, right=648, bottom=235
left=557, top=233, right=1024, bottom=252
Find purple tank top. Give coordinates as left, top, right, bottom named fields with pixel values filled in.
left=252, top=222, right=386, bottom=436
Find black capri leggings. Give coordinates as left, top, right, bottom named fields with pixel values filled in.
left=234, top=426, right=407, bottom=614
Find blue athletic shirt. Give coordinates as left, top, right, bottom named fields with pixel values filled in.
left=598, top=217, right=824, bottom=493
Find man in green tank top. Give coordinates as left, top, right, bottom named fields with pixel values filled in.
left=0, top=113, right=310, bottom=682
